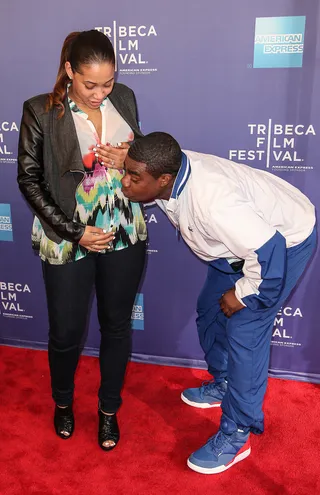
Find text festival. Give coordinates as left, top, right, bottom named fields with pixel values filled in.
left=273, top=306, right=303, bottom=339
left=0, top=282, right=31, bottom=313
left=0, top=121, right=18, bottom=156
left=229, top=123, right=316, bottom=164
left=95, top=24, right=157, bottom=65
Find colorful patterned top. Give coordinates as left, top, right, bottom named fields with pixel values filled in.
left=32, top=94, right=147, bottom=264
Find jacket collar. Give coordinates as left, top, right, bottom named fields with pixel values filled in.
left=170, top=152, right=191, bottom=198
left=109, top=86, right=142, bottom=138
left=166, top=152, right=191, bottom=214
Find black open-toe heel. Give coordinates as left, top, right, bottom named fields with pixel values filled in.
left=54, top=405, right=74, bottom=439
left=98, top=409, right=120, bottom=451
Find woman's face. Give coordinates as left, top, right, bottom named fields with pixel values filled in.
left=65, top=61, right=115, bottom=110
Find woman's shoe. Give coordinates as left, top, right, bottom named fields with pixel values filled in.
left=98, top=409, right=120, bottom=451
left=54, top=405, right=74, bottom=439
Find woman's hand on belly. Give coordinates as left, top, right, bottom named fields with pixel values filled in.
left=91, top=142, right=130, bottom=170
left=79, top=226, right=115, bottom=252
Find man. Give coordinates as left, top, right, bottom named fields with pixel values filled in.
left=121, top=132, right=316, bottom=474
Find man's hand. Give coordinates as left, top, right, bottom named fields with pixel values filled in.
left=219, top=287, right=245, bottom=318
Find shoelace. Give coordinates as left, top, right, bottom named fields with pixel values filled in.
left=207, top=430, right=231, bottom=454
left=200, top=380, right=220, bottom=397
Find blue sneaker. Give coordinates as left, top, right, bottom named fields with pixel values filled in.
left=181, top=379, right=227, bottom=409
left=187, top=416, right=251, bottom=474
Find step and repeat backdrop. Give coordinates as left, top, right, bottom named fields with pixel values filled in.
left=0, top=1, right=319, bottom=382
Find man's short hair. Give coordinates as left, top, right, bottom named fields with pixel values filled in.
left=128, top=132, right=182, bottom=178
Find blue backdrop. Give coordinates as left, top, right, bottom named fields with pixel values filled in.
left=0, top=0, right=319, bottom=382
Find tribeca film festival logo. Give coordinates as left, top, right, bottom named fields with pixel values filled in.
left=253, top=16, right=306, bottom=68
left=229, top=121, right=316, bottom=172
left=95, top=23, right=158, bottom=75
left=271, top=306, right=303, bottom=348
left=0, top=121, right=18, bottom=164
left=0, top=204, right=13, bottom=242
left=0, top=281, right=33, bottom=320
left=131, top=293, right=144, bottom=330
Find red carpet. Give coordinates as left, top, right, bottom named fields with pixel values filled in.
left=0, top=346, right=319, bottom=495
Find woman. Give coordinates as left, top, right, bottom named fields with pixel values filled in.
left=17, top=30, right=147, bottom=451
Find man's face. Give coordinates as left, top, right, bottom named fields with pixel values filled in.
left=121, top=156, right=165, bottom=202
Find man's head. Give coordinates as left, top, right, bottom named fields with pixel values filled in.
left=122, top=132, right=182, bottom=202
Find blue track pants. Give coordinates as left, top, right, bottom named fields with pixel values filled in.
left=196, top=228, right=316, bottom=432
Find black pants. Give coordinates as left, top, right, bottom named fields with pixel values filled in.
left=42, top=241, right=146, bottom=413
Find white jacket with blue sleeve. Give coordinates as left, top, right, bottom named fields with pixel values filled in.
left=156, top=150, right=316, bottom=310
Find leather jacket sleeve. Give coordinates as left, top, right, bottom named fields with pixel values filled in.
left=17, top=101, right=85, bottom=243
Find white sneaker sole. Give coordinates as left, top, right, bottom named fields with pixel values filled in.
left=181, top=392, right=222, bottom=409
left=187, top=447, right=251, bottom=474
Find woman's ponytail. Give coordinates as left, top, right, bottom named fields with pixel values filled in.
left=46, top=31, right=80, bottom=118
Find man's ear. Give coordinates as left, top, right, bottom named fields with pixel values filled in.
left=159, top=174, right=173, bottom=187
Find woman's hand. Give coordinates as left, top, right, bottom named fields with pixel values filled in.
left=79, top=226, right=115, bottom=252
left=91, top=142, right=130, bottom=170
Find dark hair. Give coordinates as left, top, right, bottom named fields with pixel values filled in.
left=128, top=132, right=182, bottom=178
left=47, top=30, right=115, bottom=118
